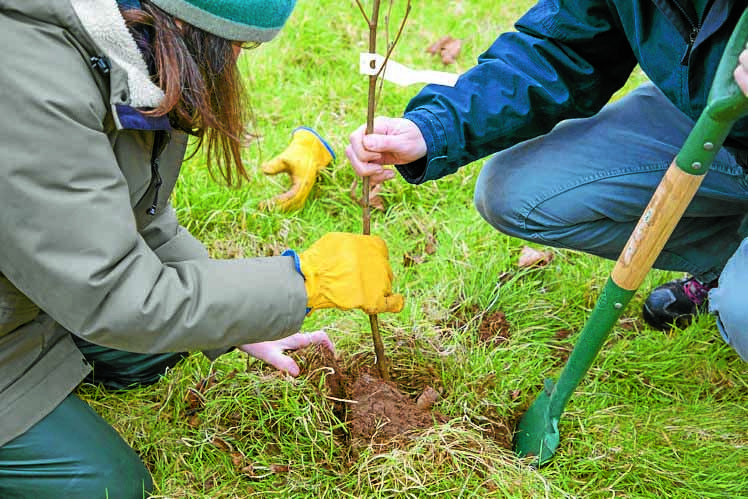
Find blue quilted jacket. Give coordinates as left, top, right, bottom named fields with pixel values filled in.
left=399, top=0, right=747, bottom=183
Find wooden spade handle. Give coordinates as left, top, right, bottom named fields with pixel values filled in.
left=611, top=162, right=704, bottom=290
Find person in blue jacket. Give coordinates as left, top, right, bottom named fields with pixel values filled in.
left=347, top=0, right=748, bottom=361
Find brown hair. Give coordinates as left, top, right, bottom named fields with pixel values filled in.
left=120, top=1, right=253, bottom=186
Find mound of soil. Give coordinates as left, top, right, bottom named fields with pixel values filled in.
left=300, top=345, right=447, bottom=452
left=348, top=371, right=447, bottom=448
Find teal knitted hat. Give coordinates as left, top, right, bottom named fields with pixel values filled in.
left=150, top=0, right=297, bottom=42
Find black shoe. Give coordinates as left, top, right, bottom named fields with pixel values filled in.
left=642, top=276, right=716, bottom=330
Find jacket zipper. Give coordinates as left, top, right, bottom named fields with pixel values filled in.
left=147, top=130, right=169, bottom=216
left=89, top=55, right=111, bottom=75
left=671, top=0, right=701, bottom=64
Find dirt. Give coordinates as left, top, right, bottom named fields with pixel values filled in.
left=348, top=371, right=448, bottom=447
left=283, top=304, right=528, bottom=455
left=439, top=304, right=513, bottom=346
left=478, top=311, right=512, bottom=345
left=298, top=345, right=449, bottom=452
left=182, top=316, right=520, bottom=470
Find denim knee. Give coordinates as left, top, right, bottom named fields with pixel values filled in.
left=709, top=238, right=748, bottom=361
left=474, top=155, right=529, bottom=238
left=711, top=292, right=748, bottom=361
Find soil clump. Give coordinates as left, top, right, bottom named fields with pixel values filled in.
left=300, top=345, right=447, bottom=452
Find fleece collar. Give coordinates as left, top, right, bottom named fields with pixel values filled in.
left=70, top=0, right=164, bottom=109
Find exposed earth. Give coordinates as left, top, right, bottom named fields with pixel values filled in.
left=294, top=307, right=521, bottom=453
left=298, top=344, right=449, bottom=453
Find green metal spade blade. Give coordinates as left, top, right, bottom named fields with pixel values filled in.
left=513, top=379, right=559, bottom=466
left=514, top=279, right=634, bottom=466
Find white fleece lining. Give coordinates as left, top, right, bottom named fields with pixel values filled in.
left=71, top=0, right=164, bottom=108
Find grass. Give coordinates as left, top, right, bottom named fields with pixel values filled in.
left=78, top=0, right=747, bottom=497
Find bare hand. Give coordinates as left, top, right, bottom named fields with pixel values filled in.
left=734, top=47, right=748, bottom=96
left=346, top=117, right=427, bottom=184
left=238, top=330, right=334, bottom=377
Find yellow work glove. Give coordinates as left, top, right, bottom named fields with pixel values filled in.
left=261, top=127, right=335, bottom=211
left=293, top=232, right=404, bottom=315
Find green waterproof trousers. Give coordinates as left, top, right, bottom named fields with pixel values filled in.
left=0, top=340, right=186, bottom=498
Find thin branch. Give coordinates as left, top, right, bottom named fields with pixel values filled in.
left=375, top=1, right=412, bottom=79
left=374, top=2, right=412, bottom=107
left=354, top=0, right=370, bottom=24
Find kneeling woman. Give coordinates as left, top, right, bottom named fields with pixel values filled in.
left=0, top=1, right=403, bottom=497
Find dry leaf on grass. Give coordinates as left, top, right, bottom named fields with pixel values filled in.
left=403, top=252, right=425, bottom=267
left=349, top=178, right=384, bottom=211
left=402, top=230, right=438, bottom=267
left=184, top=373, right=217, bottom=415
left=426, top=35, right=462, bottom=65
left=240, top=463, right=290, bottom=479
left=439, top=38, right=462, bottom=64
left=517, top=246, right=554, bottom=268
left=424, top=231, right=437, bottom=255
left=211, top=437, right=233, bottom=452
left=415, top=386, right=441, bottom=410
left=231, top=452, right=245, bottom=469
left=426, top=35, right=453, bottom=54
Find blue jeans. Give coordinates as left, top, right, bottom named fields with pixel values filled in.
left=474, top=83, right=748, bottom=360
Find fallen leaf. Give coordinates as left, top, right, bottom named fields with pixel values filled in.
left=269, top=464, right=290, bottom=473
left=183, top=374, right=218, bottom=418
left=211, top=437, right=233, bottom=452
left=231, top=452, right=245, bottom=469
left=517, top=246, right=554, bottom=268
left=426, top=35, right=462, bottom=65
left=415, top=386, right=440, bottom=410
left=426, top=35, right=454, bottom=55
left=196, top=373, right=217, bottom=393
left=402, top=230, right=438, bottom=267
left=349, top=178, right=385, bottom=211
left=424, top=231, right=437, bottom=255
left=184, top=388, right=206, bottom=415
left=554, top=328, right=573, bottom=340
left=439, top=38, right=462, bottom=65
left=202, top=476, right=217, bottom=491
left=403, top=252, right=425, bottom=267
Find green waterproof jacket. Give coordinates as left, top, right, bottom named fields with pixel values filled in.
left=0, top=0, right=308, bottom=445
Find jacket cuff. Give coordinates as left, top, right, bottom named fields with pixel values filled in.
left=399, top=110, right=450, bottom=184
left=282, top=250, right=311, bottom=315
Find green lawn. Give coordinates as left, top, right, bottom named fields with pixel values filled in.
left=79, top=1, right=748, bottom=497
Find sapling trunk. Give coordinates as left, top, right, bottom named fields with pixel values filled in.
left=356, top=0, right=411, bottom=381
left=362, top=0, right=389, bottom=381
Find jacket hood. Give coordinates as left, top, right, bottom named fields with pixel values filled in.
left=71, top=0, right=164, bottom=108
left=0, top=0, right=163, bottom=109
